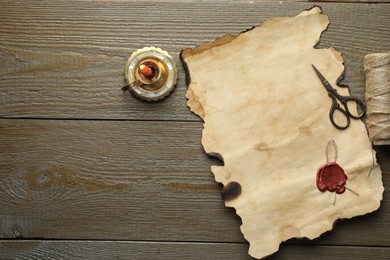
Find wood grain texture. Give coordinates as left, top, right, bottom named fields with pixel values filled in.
left=313, top=0, right=390, bottom=2
left=0, top=1, right=389, bottom=120
left=1, top=0, right=389, bottom=258
left=0, top=119, right=389, bottom=247
left=0, top=119, right=240, bottom=242
left=1, top=240, right=390, bottom=260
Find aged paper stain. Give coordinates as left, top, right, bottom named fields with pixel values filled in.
left=181, top=7, right=383, bottom=259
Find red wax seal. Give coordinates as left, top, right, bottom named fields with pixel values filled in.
left=316, top=162, right=347, bottom=194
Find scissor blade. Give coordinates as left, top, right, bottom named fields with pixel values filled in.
left=311, top=64, right=328, bottom=85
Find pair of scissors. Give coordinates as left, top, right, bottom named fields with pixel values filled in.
left=312, top=65, right=366, bottom=130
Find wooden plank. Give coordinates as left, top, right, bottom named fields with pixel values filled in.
left=0, top=119, right=389, bottom=246
left=1, top=240, right=390, bottom=260
left=312, top=1, right=389, bottom=3
left=1, top=1, right=389, bottom=120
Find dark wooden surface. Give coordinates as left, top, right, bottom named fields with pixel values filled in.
left=1, top=0, right=389, bottom=259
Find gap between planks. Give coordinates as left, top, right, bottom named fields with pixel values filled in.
left=1, top=240, right=390, bottom=260
left=0, top=116, right=201, bottom=123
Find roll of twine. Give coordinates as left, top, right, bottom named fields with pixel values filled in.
left=364, top=53, right=390, bottom=145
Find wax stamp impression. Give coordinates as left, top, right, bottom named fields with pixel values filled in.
left=316, top=139, right=348, bottom=194
left=181, top=7, right=384, bottom=259
left=123, top=47, right=178, bottom=102
left=317, top=162, right=347, bottom=194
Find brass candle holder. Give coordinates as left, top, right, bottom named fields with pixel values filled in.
left=123, top=47, right=178, bottom=102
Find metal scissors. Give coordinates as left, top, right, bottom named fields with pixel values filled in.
left=312, top=65, right=366, bottom=130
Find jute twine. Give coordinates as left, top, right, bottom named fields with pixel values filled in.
left=364, top=53, right=390, bottom=145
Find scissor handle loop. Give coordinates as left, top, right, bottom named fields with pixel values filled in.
left=340, top=95, right=366, bottom=119
left=329, top=94, right=350, bottom=130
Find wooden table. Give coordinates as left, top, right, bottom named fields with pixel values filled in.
left=1, top=0, right=389, bottom=259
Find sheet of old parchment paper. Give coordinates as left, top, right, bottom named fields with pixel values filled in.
left=181, top=7, right=383, bottom=259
